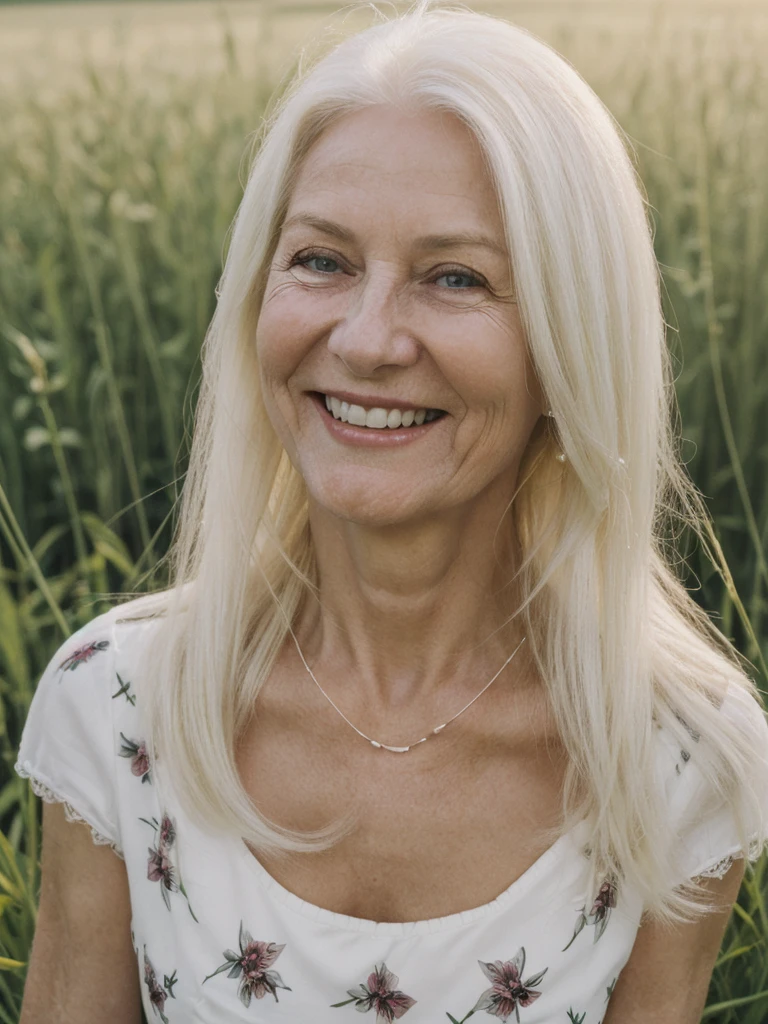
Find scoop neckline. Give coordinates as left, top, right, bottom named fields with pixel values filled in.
left=234, top=822, right=587, bottom=936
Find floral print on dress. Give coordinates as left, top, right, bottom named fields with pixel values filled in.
left=562, top=877, right=617, bottom=951
left=447, top=947, right=548, bottom=1023
left=119, top=732, right=152, bottom=783
left=112, top=671, right=137, bottom=705
left=332, top=962, right=416, bottom=1020
left=141, top=813, right=198, bottom=921
left=143, top=945, right=178, bottom=1023
left=203, top=920, right=292, bottom=1007
left=58, top=639, right=109, bottom=672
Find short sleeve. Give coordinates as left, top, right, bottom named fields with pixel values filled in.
left=14, top=611, right=123, bottom=858
left=669, top=684, right=768, bottom=882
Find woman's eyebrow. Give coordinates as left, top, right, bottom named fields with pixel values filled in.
left=281, top=212, right=508, bottom=258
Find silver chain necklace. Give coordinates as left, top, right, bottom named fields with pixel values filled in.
left=288, top=628, right=527, bottom=753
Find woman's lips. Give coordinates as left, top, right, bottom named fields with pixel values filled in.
left=309, top=391, right=447, bottom=447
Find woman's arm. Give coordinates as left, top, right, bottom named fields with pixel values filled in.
left=19, top=800, right=142, bottom=1024
left=603, top=858, right=746, bottom=1023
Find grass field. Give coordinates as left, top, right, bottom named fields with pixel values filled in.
left=0, top=1, right=767, bottom=1020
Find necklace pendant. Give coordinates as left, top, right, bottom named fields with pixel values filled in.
left=295, top=632, right=526, bottom=757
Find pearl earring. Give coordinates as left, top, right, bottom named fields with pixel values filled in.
left=545, top=409, right=625, bottom=467
left=545, top=409, right=567, bottom=462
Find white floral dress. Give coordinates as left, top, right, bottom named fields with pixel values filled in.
left=14, top=601, right=768, bottom=1024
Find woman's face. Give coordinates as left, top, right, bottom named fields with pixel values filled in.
left=256, top=105, right=544, bottom=526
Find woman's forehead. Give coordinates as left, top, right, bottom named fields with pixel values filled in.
left=284, top=108, right=505, bottom=244
left=293, top=106, right=490, bottom=188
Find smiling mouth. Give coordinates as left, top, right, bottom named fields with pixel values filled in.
left=309, top=392, right=448, bottom=430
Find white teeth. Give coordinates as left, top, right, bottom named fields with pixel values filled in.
left=322, top=394, right=442, bottom=429
left=365, top=407, right=389, bottom=428
left=347, top=404, right=367, bottom=426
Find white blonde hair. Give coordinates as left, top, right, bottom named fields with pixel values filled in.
left=122, top=0, right=768, bottom=925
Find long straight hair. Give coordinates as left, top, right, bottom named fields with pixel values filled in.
left=123, top=0, right=768, bottom=925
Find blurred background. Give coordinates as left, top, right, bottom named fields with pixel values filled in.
left=0, top=1, right=767, bottom=1020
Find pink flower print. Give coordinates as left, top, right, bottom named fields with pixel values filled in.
left=562, top=875, right=618, bottom=951
left=143, top=947, right=169, bottom=1023
left=203, top=920, right=292, bottom=1007
left=331, top=962, right=416, bottom=1021
left=590, top=879, right=617, bottom=926
left=471, top=947, right=548, bottom=1022
left=143, top=946, right=178, bottom=1024
left=58, top=639, right=109, bottom=671
left=159, top=814, right=176, bottom=849
left=141, top=813, right=198, bottom=921
left=147, top=844, right=178, bottom=906
left=119, top=733, right=152, bottom=783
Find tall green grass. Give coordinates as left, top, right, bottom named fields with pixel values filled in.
left=0, top=3, right=767, bottom=1020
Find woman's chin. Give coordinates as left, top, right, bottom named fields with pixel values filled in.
left=307, top=485, right=426, bottom=528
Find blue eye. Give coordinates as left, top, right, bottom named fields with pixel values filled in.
left=301, top=255, right=340, bottom=274
left=432, top=270, right=484, bottom=289
left=283, top=250, right=342, bottom=275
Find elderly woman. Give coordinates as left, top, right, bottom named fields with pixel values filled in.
left=15, top=2, right=768, bottom=1022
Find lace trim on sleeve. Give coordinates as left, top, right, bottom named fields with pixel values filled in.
left=692, top=835, right=768, bottom=880
left=694, top=854, right=742, bottom=879
left=16, top=762, right=124, bottom=861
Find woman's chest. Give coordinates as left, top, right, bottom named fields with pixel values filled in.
left=122, top=788, right=637, bottom=1024
left=116, top=682, right=639, bottom=1024
left=236, top=692, right=571, bottom=923
left=129, top=861, right=636, bottom=1024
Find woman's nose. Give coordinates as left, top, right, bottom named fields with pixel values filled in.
left=326, top=273, right=420, bottom=377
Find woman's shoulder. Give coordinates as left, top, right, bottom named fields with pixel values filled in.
left=71, top=590, right=193, bottom=670
left=13, top=592, right=183, bottom=852
left=15, top=607, right=126, bottom=853
left=652, top=681, right=768, bottom=881
left=653, top=682, right=768, bottom=781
